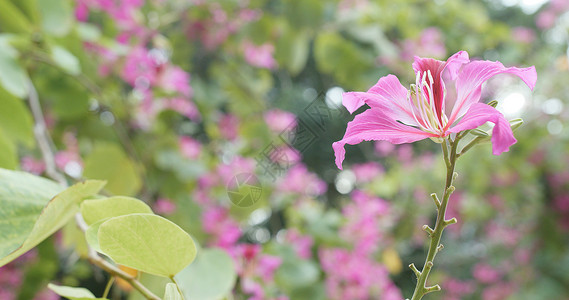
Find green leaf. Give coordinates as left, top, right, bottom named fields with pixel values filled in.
left=0, top=0, right=32, bottom=34
left=163, top=283, right=183, bottom=300
left=76, top=23, right=101, bottom=42
left=51, top=45, right=81, bottom=75
left=0, top=85, right=35, bottom=147
left=0, top=128, right=18, bottom=169
left=0, top=170, right=105, bottom=267
left=275, top=259, right=319, bottom=290
left=0, top=35, right=30, bottom=98
left=98, top=213, right=197, bottom=277
left=9, top=0, right=40, bottom=25
left=37, top=0, right=73, bottom=36
left=0, top=169, right=63, bottom=260
left=83, top=143, right=142, bottom=196
left=175, top=248, right=237, bottom=300
left=276, top=29, right=310, bottom=76
left=47, top=283, right=107, bottom=300
left=84, top=219, right=105, bottom=253
left=80, top=196, right=153, bottom=226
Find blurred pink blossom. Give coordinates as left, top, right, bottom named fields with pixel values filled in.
left=257, top=255, right=282, bottom=282
left=219, top=113, right=240, bottom=141
left=164, top=97, right=201, bottom=121
left=217, top=156, right=257, bottom=185
left=536, top=0, right=569, bottom=29
left=202, top=206, right=241, bottom=248
left=319, top=248, right=402, bottom=300
left=263, top=109, right=296, bottom=133
left=536, top=9, right=557, bottom=29
left=485, top=221, right=522, bottom=247
left=284, top=229, right=314, bottom=259
left=179, top=136, right=202, bottom=160
left=352, top=162, right=383, bottom=183
left=33, top=289, right=59, bottom=300
left=482, top=282, right=515, bottom=300
left=21, top=156, right=46, bottom=175
left=554, top=195, right=569, bottom=213
left=375, top=140, right=396, bottom=156
left=442, top=278, right=475, bottom=300
left=230, top=244, right=285, bottom=300
left=397, top=144, right=413, bottom=163
left=512, top=27, right=536, bottom=44
left=473, top=263, right=502, bottom=284
left=340, top=190, right=390, bottom=255
left=401, top=27, right=447, bottom=60
left=243, top=42, right=278, bottom=69
left=277, top=164, right=327, bottom=196
left=121, top=47, right=160, bottom=88
left=153, top=198, right=177, bottom=215
left=157, top=66, right=192, bottom=97
left=338, top=0, right=370, bottom=11
left=186, top=4, right=261, bottom=50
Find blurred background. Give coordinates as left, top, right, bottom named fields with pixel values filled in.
left=0, top=0, right=568, bottom=299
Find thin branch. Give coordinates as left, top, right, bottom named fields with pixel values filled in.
left=102, top=277, right=114, bottom=299
left=28, top=79, right=160, bottom=300
left=27, top=79, right=67, bottom=186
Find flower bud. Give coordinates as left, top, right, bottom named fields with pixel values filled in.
left=509, top=118, right=524, bottom=131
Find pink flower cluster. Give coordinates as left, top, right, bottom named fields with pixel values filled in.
left=283, top=229, right=314, bottom=259
left=401, top=27, right=447, bottom=60
left=319, top=248, right=401, bottom=300
left=276, top=165, right=327, bottom=197
left=243, top=42, right=278, bottom=70
left=21, top=132, right=83, bottom=178
left=547, top=169, right=569, bottom=231
left=536, top=0, right=569, bottom=29
left=340, top=191, right=391, bottom=255
left=179, top=136, right=202, bottom=160
left=263, top=109, right=296, bottom=133
left=319, top=190, right=401, bottom=299
left=74, top=0, right=199, bottom=130
left=186, top=2, right=262, bottom=50
left=202, top=206, right=242, bottom=248
left=351, top=162, right=384, bottom=183
left=230, top=244, right=286, bottom=300
left=0, top=251, right=57, bottom=300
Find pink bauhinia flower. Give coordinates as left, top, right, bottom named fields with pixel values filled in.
left=333, top=51, right=537, bottom=169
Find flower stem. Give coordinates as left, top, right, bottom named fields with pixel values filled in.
left=409, top=137, right=459, bottom=300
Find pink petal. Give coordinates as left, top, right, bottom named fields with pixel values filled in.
left=448, top=103, right=516, bottom=155
left=448, top=61, right=537, bottom=126
left=412, top=51, right=470, bottom=119
left=412, top=50, right=469, bottom=81
left=333, top=108, right=436, bottom=169
left=342, top=75, right=417, bottom=126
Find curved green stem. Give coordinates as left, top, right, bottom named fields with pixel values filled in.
left=409, top=137, right=460, bottom=300
left=170, top=276, right=186, bottom=300
left=102, top=277, right=114, bottom=299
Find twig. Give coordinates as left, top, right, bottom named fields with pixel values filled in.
left=27, top=79, right=160, bottom=300
left=27, top=79, right=67, bottom=186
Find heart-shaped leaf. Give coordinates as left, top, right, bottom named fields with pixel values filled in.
left=47, top=283, right=107, bottom=300
left=80, top=196, right=153, bottom=226
left=0, top=169, right=105, bottom=267
left=98, top=213, right=196, bottom=277
left=175, top=248, right=237, bottom=300
left=83, top=143, right=142, bottom=196
left=84, top=219, right=106, bottom=254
